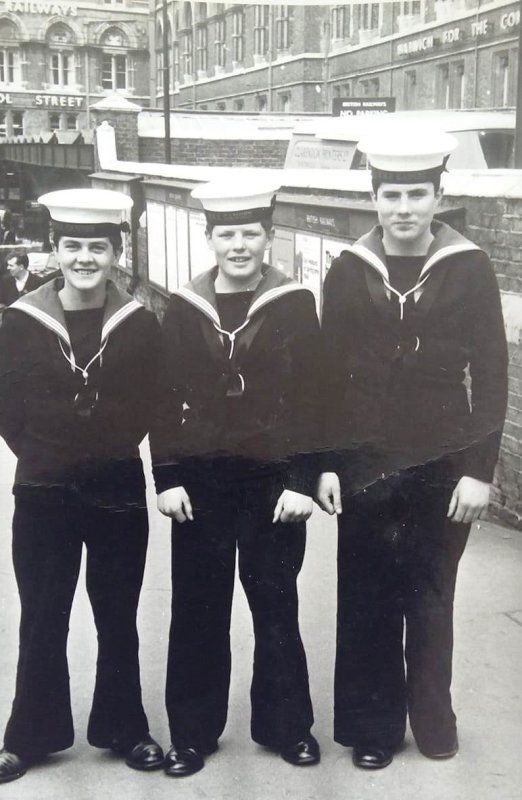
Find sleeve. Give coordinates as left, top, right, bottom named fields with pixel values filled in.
left=0, top=310, right=28, bottom=456
left=463, top=254, right=508, bottom=482
left=148, top=297, right=187, bottom=493
left=318, top=258, right=354, bottom=474
left=282, top=290, right=325, bottom=496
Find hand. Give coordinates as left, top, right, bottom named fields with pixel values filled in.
left=157, top=486, right=194, bottom=523
left=273, top=489, right=313, bottom=524
left=315, top=472, right=343, bottom=515
left=447, top=476, right=490, bottom=524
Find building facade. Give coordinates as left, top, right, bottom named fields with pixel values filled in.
left=0, top=0, right=150, bottom=138
left=151, top=1, right=519, bottom=113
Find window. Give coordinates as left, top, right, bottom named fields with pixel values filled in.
left=0, top=50, right=15, bottom=84
left=254, top=5, right=269, bottom=56
left=181, top=30, right=193, bottom=76
left=51, top=52, right=72, bottom=86
left=173, top=40, right=180, bottom=84
left=102, top=53, right=127, bottom=90
left=196, top=25, right=207, bottom=72
left=450, top=61, right=465, bottom=109
left=217, top=101, right=226, bottom=110
left=12, top=113, right=23, bottom=136
left=494, top=50, right=517, bottom=107
left=400, top=1, right=421, bottom=14
left=66, top=114, right=77, bottom=130
left=49, top=113, right=61, bottom=131
left=360, top=3, right=380, bottom=30
left=234, top=98, right=244, bottom=110
left=0, top=112, right=6, bottom=137
left=257, top=94, right=267, bottom=111
left=279, top=92, right=290, bottom=112
left=404, top=69, right=417, bottom=108
left=342, top=82, right=351, bottom=96
left=436, top=63, right=450, bottom=108
left=276, top=5, right=291, bottom=51
left=231, top=9, right=244, bottom=63
left=214, top=15, right=226, bottom=68
left=332, top=6, right=350, bottom=39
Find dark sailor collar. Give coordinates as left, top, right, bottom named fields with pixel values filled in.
left=173, top=264, right=308, bottom=329
left=350, top=220, right=481, bottom=283
left=10, top=276, right=142, bottom=347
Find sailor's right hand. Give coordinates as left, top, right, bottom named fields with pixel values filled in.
left=157, top=486, right=194, bottom=522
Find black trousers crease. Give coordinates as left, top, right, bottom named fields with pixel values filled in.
left=3, top=497, right=150, bottom=758
left=166, top=470, right=314, bottom=751
left=334, top=465, right=470, bottom=753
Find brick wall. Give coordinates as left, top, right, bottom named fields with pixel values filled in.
left=138, top=137, right=288, bottom=167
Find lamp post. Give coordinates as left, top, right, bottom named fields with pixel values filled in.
left=514, top=0, right=522, bottom=166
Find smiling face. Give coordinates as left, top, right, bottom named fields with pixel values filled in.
left=373, top=182, right=442, bottom=254
left=54, top=236, right=121, bottom=295
left=206, top=222, right=274, bottom=289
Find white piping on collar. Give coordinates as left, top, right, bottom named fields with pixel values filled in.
left=174, top=287, right=220, bottom=326
left=101, top=299, right=142, bottom=342
left=174, top=283, right=306, bottom=328
left=10, top=302, right=70, bottom=344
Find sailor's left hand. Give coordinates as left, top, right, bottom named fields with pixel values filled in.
left=273, top=489, right=313, bottom=524
left=447, top=476, right=490, bottom=524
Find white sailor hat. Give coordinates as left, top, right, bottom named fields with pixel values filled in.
left=358, top=124, right=458, bottom=183
left=191, top=176, right=281, bottom=225
left=38, top=188, right=133, bottom=237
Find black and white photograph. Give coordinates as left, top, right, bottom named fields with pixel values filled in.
left=0, top=1, right=521, bottom=799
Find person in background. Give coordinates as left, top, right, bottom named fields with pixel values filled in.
left=317, top=127, right=508, bottom=770
left=0, top=188, right=164, bottom=784
left=151, top=178, right=322, bottom=777
left=0, top=251, right=43, bottom=308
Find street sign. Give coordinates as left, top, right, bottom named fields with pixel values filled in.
left=332, top=97, right=396, bottom=117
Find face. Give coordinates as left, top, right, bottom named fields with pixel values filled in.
left=7, top=257, right=25, bottom=279
left=206, top=222, right=274, bottom=286
left=54, top=237, right=121, bottom=293
left=373, top=182, right=442, bottom=249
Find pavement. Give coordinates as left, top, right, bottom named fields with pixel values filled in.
left=0, top=440, right=521, bottom=800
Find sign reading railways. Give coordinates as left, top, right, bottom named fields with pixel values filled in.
left=333, top=98, right=396, bottom=117
left=2, top=0, right=77, bottom=13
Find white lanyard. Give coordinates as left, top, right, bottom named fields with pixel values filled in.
left=59, top=337, right=108, bottom=384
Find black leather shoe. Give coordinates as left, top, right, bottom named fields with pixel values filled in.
left=280, top=735, right=320, bottom=766
left=120, top=735, right=164, bottom=771
left=0, top=749, right=28, bottom=783
left=352, top=745, right=394, bottom=770
left=164, top=742, right=218, bottom=777
left=418, top=736, right=459, bottom=760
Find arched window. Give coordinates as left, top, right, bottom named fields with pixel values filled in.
left=0, top=19, right=19, bottom=86
left=47, top=23, right=76, bottom=87
left=100, top=26, right=129, bottom=91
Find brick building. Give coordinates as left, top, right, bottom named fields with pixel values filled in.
left=151, top=0, right=519, bottom=113
left=0, top=0, right=150, bottom=138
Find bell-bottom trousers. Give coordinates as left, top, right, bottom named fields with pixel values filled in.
left=334, top=465, right=470, bottom=753
left=3, top=497, right=150, bottom=759
left=165, top=469, right=314, bottom=751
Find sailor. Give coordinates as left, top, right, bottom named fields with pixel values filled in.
left=0, top=188, right=164, bottom=783
left=150, top=176, right=322, bottom=776
left=316, top=125, right=508, bottom=769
